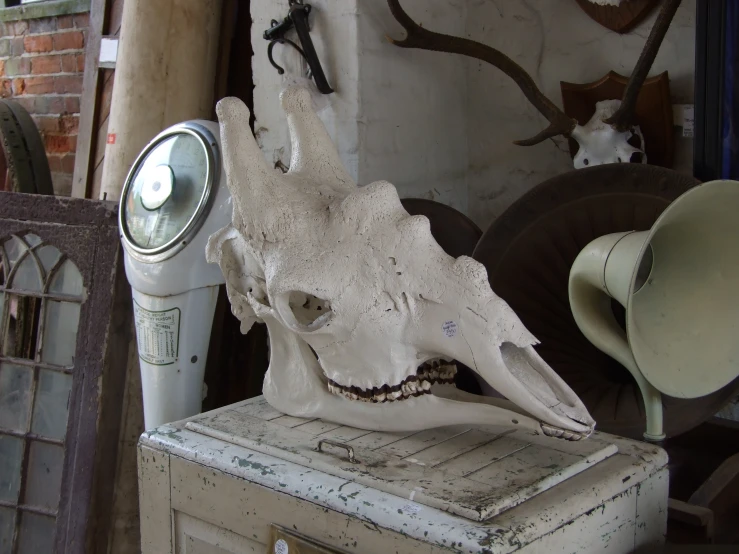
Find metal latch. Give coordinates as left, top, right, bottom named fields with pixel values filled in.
left=263, top=0, right=334, bottom=94
left=317, top=439, right=359, bottom=464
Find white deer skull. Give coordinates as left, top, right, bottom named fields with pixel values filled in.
left=387, top=0, right=681, bottom=170
left=206, top=87, right=595, bottom=440
left=572, top=100, right=647, bottom=169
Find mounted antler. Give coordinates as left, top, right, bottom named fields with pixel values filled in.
left=387, top=0, right=576, bottom=146
left=387, top=0, right=681, bottom=167
left=605, top=0, right=682, bottom=131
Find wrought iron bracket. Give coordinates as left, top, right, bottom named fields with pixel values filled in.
left=263, top=0, right=334, bottom=94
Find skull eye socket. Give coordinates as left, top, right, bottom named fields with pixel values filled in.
left=276, top=291, right=333, bottom=333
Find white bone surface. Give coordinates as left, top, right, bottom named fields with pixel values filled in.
left=571, top=100, right=647, bottom=169
left=206, top=86, right=596, bottom=439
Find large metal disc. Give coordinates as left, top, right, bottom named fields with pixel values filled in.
left=473, top=164, right=739, bottom=439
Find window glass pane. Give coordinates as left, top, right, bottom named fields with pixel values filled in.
left=10, top=254, right=42, bottom=292
left=0, top=435, right=24, bottom=503
left=31, top=370, right=72, bottom=440
left=2, top=295, right=42, bottom=360
left=40, top=301, right=80, bottom=366
left=49, top=260, right=84, bottom=298
left=23, top=234, right=42, bottom=248
left=17, top=512, right=55, bottom=554
left=35, top=246, right=61, bottom=278
left=0, top=363, right=33, bottom=432
left=0, top=506, right=15, bottom=553
left=3, top=236, right=25, bottom=266
left=25, top=442, right=64, bottom=511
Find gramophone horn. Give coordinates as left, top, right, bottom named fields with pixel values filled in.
left=473, top=164, right=739, bottom=440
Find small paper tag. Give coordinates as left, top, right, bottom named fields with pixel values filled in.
left=107, top=133, right=117, bottom=144
left=442, top=320, right=458, bottom=338
left=274, top=539, right=288, bottom=554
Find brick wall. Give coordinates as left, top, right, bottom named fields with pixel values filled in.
left=0, top=12, right=88, bottom=196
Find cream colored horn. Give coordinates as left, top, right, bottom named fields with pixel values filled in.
left=569, top=180, right=739, bottom=441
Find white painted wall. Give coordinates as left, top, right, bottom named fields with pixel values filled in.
left=251, top=0, right=469, bottom=213
left=465, top=0, right=696, bottom=226
left=251, top=0, right=695, bottom=228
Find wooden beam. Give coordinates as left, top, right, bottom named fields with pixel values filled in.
left=71, top=0, right=107, bottom=198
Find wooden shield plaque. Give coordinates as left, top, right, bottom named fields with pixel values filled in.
left=575, top=0, right=661, bottom=34
left=560, top=71, right=674, bottom=168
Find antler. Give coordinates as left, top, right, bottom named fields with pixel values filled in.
left=386, top=0, right=577, bottom=146
left=605, top=0, right=682, bottom=131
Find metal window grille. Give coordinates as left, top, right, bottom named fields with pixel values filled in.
left=0, top=232, right=86, bottom=553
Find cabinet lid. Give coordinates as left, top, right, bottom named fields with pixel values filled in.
left=186, top=396, right=617, bottom=522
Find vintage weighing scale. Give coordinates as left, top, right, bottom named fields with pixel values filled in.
left=119, top=121, right=232, bottom=430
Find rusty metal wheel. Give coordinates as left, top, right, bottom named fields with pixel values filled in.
left=473, top=164, right=739, bottom=439
left=0, top=99, right=53, bottom=194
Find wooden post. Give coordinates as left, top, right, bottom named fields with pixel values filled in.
left=98, top=0, right=222, bottom=201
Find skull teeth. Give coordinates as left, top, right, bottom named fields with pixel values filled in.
left=541, top=423, right=586, bottom=441
left=328, top=359, right=457, bottom=403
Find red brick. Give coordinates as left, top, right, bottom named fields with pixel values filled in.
left=64, top=96, right=80, bottom=114
left=13, top=20, right=29, bottom=36
left=11, top=78, right=25, bottom=95
left=32, top=115, right=61, bottom=134
left=61, top=54, right=76, bottom=73
left=54, top=75, right=82, bottom=94
left=76, top=54, right=85, bottom=73
left=24, top=76, right=55, bottom=95
left=47, top=155, right=63, bottom=172
left=0, top=79, right=11, bottom=98
left=45, top=134, right=73, bottom=154
left=35, top=96, right=67, bottom=115
left=10, top=37, right=25, bottom=57
left=53, top=31, right=84, bottom=52
left=4, top=57, right=30, bottom=77
left=29, top=18, right=56, bottom=34
left=60, top=114, right=79, bottom=134
left=14, top=97, right=34, bottom=111
left=31, top=55, right=60, bottom=75
left=57, top=16, right=75, bottom=30
left=24, top=34, right=53, bottom=53
left=74, top=14, right=90, bottom=29
left=61, top=153, right=76, bottom=173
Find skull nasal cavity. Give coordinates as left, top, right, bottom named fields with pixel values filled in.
left=288, top=291, right=332, bottom=327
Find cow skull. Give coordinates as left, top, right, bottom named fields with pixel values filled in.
left=206, top=87, right=594, bottom=440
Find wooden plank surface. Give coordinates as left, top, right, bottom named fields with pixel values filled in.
left=71, top=0, right=107, bottom=198
left=185, top=396, right=617, bottom=521
left=138, top=445, right=173, bottom=554
left=139, top=419, right=668, bottom=554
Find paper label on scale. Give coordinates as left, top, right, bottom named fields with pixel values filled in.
left=133, top=301, right=180, bottom=365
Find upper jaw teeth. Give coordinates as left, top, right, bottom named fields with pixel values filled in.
left=541, top=423, right=590, bottom=441
left=328, top=358, right=457, bottom=403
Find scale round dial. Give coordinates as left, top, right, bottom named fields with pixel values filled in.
left=119, top=123, right=217, bottom=260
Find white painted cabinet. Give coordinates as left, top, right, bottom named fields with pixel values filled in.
left=138, top=396, right=668, bottom=554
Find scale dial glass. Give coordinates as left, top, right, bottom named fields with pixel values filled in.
left=122, top=131, right=211, bottom=253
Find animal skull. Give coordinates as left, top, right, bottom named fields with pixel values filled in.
left=206, top=86, right=595, bottom=440
left=571, top=99, right=647, bottom=169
